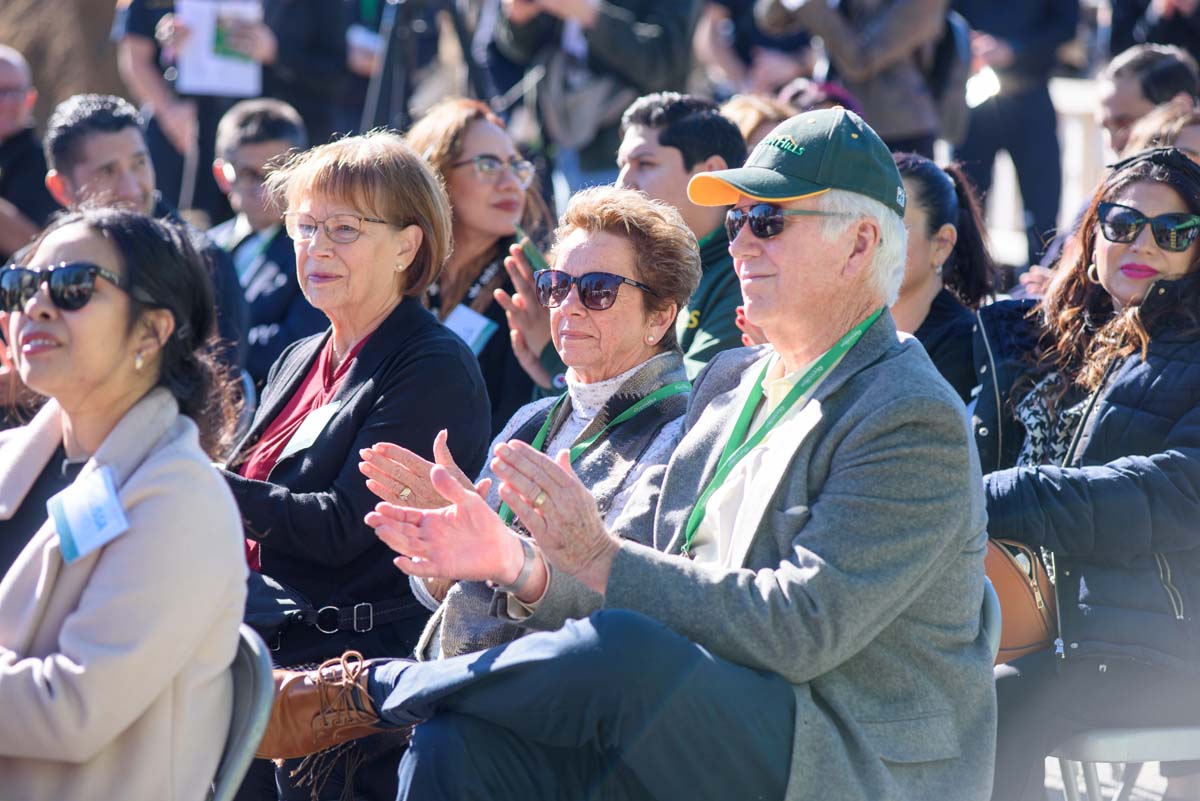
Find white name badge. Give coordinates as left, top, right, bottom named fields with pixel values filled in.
left=444, top=304, right=499, bottom=355
left=278, top=400, right=342, bottom=463
left=47, top=466, right=130, bottom=564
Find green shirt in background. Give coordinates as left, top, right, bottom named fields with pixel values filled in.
left=677, top=226, right=742, bottom=379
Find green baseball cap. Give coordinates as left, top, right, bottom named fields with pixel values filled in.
left=688, top=107, right=906, bottom=217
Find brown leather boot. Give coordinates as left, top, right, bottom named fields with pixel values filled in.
left=255, top=651, right=387, bottom=760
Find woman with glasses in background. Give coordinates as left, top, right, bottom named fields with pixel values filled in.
left=979, top=148, right=1200, bottom=801
left=0, top=208, right=245, bottom=801
left=405, top=98, right=553, bottom=435
left=358, top=186, right=699, bottom=664
left=220, top=131, right=492, bottom=801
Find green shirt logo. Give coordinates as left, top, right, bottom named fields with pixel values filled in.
left=763, top=135, right=806, bottom=158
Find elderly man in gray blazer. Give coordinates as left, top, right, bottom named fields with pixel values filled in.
left=257, top=108, right=996, bottom=801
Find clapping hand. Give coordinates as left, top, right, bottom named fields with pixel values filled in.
left=495, top=242, right=554, bottom=388
left=360, top=429, right=490, bottom=509
left=489, top=441, right=619, bottom=594
left=367, top=464, right=524, bottom=585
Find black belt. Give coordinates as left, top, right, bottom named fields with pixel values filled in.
left=300, top=598, right=425, bottom=635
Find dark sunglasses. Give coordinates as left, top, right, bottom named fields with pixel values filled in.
left=1097, top=201, right=1200, bottom=252
left=0, top=261, right=129, bottom=313
left=534, top=269, right=658, bottom=311
left=725, top=203, right=847, bottom=241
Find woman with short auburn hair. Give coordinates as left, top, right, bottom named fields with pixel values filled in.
left=224, top=130, right=492, bottom=800
left=356, top=185, right=701, bottom=664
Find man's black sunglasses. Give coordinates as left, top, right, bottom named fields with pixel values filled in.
left=0, top=261, right=130, bottom=313
left=725, top=203, right=847, bottom=241
left=534, top=269, right=658, bottom=311
left=1097, top=202, right=1200, bottom=252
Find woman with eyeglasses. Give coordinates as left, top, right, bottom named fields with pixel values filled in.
left=0, top=208, right=245, bottom=800
left=980, top=147, right=1200, bottom=801
left=404, top=98, right=553, bottom=435
left=220, top=131, right=491, bottom=801
left=358, top=185, right=700, bottom=662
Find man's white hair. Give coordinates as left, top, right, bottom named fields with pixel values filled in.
left=0, top=46, right=31, bottom=84
left=815, top=188, right=907, bottom=306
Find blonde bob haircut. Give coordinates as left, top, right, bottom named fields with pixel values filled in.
left=551, top=186, right=701, bottom=352
left=265, top=130, right=452, bottom=296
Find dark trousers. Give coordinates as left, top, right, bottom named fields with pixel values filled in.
left=992, top=649, right=1200, bottom=801
left=368, top=610, right=796, bottom=801
left=956, top=84, right=1062, bottom=267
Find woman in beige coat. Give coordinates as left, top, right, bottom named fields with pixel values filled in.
left=0, top=208, right=247, bottom=800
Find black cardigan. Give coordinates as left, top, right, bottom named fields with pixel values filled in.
left=223, top=297, right=492, bottom=661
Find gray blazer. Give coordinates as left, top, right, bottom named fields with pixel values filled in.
left=503, top=313, right=996, bottom=801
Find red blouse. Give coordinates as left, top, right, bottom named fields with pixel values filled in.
left=239, top=335, right=368, bottom=568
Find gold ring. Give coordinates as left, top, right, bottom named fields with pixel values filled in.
left=533, top=490, right=548, bottom=508
left=398, top=486, right=412, bottom=500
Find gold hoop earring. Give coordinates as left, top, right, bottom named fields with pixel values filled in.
left=134, top=351, right=145, bottom=371
left=1087, top=263, right=1100, bottom=283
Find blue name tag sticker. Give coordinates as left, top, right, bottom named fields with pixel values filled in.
left=46, top=466, right=130, bottom=564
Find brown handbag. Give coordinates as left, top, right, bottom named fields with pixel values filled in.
left=985, top=538, right=1057, bottom=664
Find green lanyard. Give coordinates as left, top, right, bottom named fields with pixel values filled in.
left=498, top=380, right=692, bottom=525
left=680, top=308, right=884, bottom=556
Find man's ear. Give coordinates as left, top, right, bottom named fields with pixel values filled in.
left=693, top=154, right=729, bottom=175
left=1169, top=91, right=1197, bottom=112
left=45, top=170, right=73, bottom=210
left=213, top=160, right=233, bottom=194
left=843, top=217, right=881, bottom=279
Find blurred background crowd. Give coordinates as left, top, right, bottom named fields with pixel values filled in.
left=2, top=0, right=1196, bottom=279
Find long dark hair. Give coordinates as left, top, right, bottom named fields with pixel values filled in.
left=894, top=152, right=997, bottom=308
left=28, top=209, right=240, bottom=455
left=1042, top=147, right=1200, bottom=393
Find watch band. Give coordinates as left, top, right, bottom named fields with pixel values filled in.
left=491, top=535, right=537, bottom=596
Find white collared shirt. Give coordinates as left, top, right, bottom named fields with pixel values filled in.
left=687, top=349, right=843, bottom=567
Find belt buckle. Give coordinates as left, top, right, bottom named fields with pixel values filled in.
left=315, top=605, right=340, bottom=635
left=353, top=602, right=374, bottom=633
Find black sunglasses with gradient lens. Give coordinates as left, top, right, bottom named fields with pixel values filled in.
left=0, top=261, right=128, bottom=313
left=1097, top=201, right=1200, bottom=252
left=534, top=269, right=658, bottom=311
left=725, top=203, right=847, bottom=241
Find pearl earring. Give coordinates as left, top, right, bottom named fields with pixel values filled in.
left=134, top=351, right=145, bottom=371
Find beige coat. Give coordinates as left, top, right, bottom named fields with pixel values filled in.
left=0, top=388, right=247, bottom=801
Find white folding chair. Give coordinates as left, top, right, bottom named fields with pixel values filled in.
left=1051, top=726, right=1200, bottom=801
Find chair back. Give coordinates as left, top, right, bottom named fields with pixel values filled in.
left=982, top=577, right=1003, bottom=663
left=208, top=625, right=274, bottom=801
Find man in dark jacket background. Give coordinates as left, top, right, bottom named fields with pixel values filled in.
left=950, top=0, right=1078, bottom=267
left=42, top=93, right=248, bottom=375
left=0, top=46, right=58, bottom=262
left=493, top=0, right=702, bottom=208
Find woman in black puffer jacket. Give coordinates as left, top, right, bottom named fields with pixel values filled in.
left=979, top=147, right=1200, bottom=801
